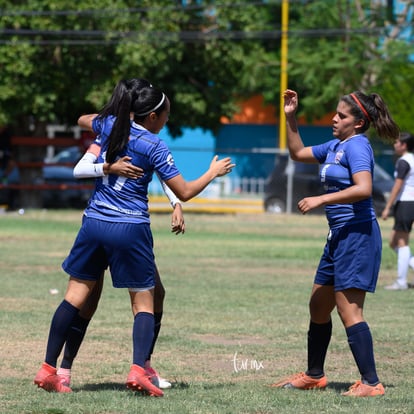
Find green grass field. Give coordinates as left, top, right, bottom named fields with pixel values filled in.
left=1, top=210, right=413, bottom=414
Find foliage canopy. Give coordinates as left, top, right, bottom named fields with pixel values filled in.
left=0, top=0, right=413, bottom=136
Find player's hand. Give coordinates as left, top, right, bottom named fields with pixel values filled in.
left=283, top=89, right=298, bottom=117
left=209, top=155, right=236, bottom=177
left=297, top=196, right=323, bottom=214
left=108, top=156, right=144, bottom=179
left=381, top=206, right=390, bottom=220
left=171, top=203, right=185, bottom=235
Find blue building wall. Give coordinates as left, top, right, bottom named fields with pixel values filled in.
left=215, top=124, right=333, bottom=179
left=150, top=127, right=215, bottom=194
left=154, top=123, right=394, bottom=195
left=158, top=123, right=332, bottom=183
left=158, top=123, right=333, bottom=182
left=158, top=127, right=215, bottom=179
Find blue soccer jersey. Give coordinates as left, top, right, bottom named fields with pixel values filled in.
left=85, top=115, right=180, bottom=224
left=312, top=134, right=376, bottom=228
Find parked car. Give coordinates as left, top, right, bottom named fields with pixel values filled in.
left=40, top=146, right=94, bottom=208
left=263, top=153, right=394, bottom=216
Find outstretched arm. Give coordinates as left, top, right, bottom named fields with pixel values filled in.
left=165, top=155, right=235, bottom=202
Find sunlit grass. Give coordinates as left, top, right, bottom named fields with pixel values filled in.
left=0, top=210, right=413, bottom=413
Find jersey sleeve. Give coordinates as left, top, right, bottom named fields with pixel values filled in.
left=151, top=140, right=181, bottom=182
left=312, top=139, right=338, bottom=163
left=91, top=117, right=114, bottom=149
left=92, top=116, right=104, bottom=135
left=345, top=137, right=373, bottom=175
left=395, top=158, right=410, bottom=179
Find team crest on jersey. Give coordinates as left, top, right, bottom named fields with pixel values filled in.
left=166, top=153, right=174, bottom=166
left=335, top=150, right=344, bottom=164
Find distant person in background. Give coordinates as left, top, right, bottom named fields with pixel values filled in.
left=0, top=125, right=20, bottom=210
left=381, top=132, right=414, bottom=290
left=272, top=89, right=399, bottom=397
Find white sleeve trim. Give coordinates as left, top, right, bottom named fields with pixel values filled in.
left=156, top=172, right=180, bottom=207
left=73, top=152, right=104, bottom=178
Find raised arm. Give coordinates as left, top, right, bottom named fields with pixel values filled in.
left=283, top=90, right=316, bottom=162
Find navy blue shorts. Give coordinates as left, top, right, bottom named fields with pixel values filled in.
left=62, top=217, right=155, bottom=290
left=314, top=220, right=381, bottom=292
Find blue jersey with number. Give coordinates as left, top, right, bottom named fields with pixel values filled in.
left=84, top=115, right=180, bottom=224
left=311, top=134, right=376, bottom=229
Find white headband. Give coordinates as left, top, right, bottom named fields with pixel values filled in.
left=136, top=93, right=166, bottom=117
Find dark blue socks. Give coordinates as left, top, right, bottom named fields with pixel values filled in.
left=60, top=314, right=91, bottom=369
left=146, top=312, right=162, bottom=361
left=306, top=320, right=332, bottom=378
left=45, top=300, right=79, bottom=367
left=346, top=321, right=379, bottom=385
left=132, top=312, right=155, bottom=367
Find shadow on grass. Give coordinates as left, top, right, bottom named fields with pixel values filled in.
left=76, top=381, right=238, bottom=392
left=76, top=381, right=191, bottom=392
left=327, top=381, right=358, bottom=393
left=75, top=380, right=392, bottom=394
left=75, top=382, right=126, bottom=392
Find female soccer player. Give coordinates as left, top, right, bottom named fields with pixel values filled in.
left=34, top=82, right=235, bottom=396
left=272, top=89, right=399, bottom=397
left=56, top=148, right=184, bottom=390
left=55, top=79, right=182, bottom=390
left=56, top=97, right=185, bottom=389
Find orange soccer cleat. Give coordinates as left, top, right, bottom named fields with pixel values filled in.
left=34, top=362, right=72, bottom=393
left=342, top=380, right=385, bottom=397
left=271, top=372, right=327, bottom=390
left=144, top=362, right=172, bottom=389
left=126, top=364, right=164, bottom=397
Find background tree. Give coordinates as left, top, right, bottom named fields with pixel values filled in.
left=373, top=0, right=414, bottom=133
left=0, top=0, right=412, bottom=137
left=74, top=0, right=281, bottom=137
left=286, top=0, right=414, bottom=135
left=0, top=0, right=277, bottom=136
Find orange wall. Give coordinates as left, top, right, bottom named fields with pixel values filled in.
left=221, top=95, right=334, bottom=126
